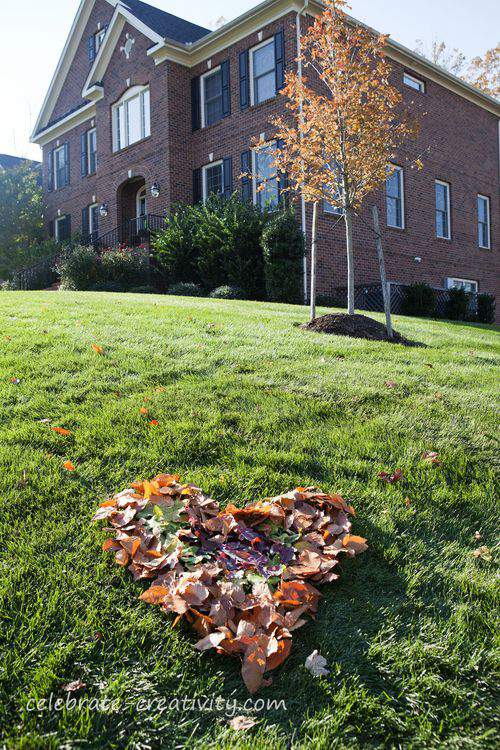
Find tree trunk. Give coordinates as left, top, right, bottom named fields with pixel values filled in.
left=310, top=201, right=318, bottom=322
left=372, top=205, right=393, bottom=339
left=345, top=208, right=355, bottom=315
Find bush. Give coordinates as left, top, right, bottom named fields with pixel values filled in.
left=445, top=287, right=472, bottom=321
left=88, top=281, right=124, bottom=293
left=55, top=245, right=101, bottom=291
left=261, top=208, right=304, bottom=304
left=477, top=293, right=495, bottom=323
left=153, top=204, right=201, bottom=286
left=100, top=248, right=149, bottom=290
left=316, top=294, right=336, bottom=308
left=402, top=283, right=436, bottom=318
left=168, top=282, right=204, bottom=297
left=209, top=285, right=245, bottom=300
left=0, top=279, right=19, bottom=291
left=129, top=285, right=157, bottom=295
left=196, top=194, right=266, bottom=298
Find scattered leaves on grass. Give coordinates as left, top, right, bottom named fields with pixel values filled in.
left=10, top=377, right=20, bottom=385
left=473, top=546, right=493, bottom=561
left=305, top=650, right=329, bottom=677
left=52, top=427, right=72, bottom=436
left=63, top=460, right=76, bottom=472
left=422, top=451, right=441, bottom=465
left=91, top=344, right=104, bottom=356
left=93, top=476, right=367, bottom=693
left=378, top=469, right=403, bottom=484
left=62, top=680, right=86, bottom=692
left=228, top=716, right=258, bottom=731
left=149, top=420, right=159, bottom=426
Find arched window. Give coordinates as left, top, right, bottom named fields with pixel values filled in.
left=112, top=85, right=150, bottom=152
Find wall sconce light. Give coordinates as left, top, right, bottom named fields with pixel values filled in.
left=151, top=182, right=160, bottom=199
left=99, top=203, right=109, bottom=218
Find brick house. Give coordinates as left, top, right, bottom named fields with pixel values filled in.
left=31, top=0, right=499, bottom=306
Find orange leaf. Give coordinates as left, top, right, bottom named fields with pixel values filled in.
left=149, top=420, right=159, bottom=426
left=52, top=427, right=72, bottom=436
left=63, top=460, right=75, bottom=471
left=140, top=586, right=169, bottom=604
left=140, top=407, right=149, bottom=415
left=91, top=344, right=104, bottom=355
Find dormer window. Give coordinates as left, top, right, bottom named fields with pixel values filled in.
left=112, top=86, right=151, bottom=152
left=88, top=25, right=108, bottom=64
left=95, top=28, right=106, bottom=54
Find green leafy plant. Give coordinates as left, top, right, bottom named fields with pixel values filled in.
left=167, top=282, right=204, bottom=297
left=261, top=208, right=304, bottom=303
left=445, top=287, right=472, bottom=321
left=55, top=245, right=102, bottom=291
left=100, top=248, right=149, bottom=290
left=153, top=204, right=201, bottom=286
left=402, top=282, right=437, bottom=318
left=0, top=164, right=44, bottom=278
left=209, top=285, right=245, bottom=300
left=476, top=293, right=495, bottom=323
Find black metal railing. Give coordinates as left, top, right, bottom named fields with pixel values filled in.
left=12, top=253, right=60, bottom=291
left=87, top=213, right=166, bottom=251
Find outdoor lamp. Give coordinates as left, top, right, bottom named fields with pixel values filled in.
left=151, top=182, right=160, bottom=199
left=99, top=203, right=109, bottom=218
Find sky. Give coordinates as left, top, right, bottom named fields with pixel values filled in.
left=0, top=0, right=498, bottom=160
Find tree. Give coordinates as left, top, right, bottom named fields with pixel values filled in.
left=272, top=0, right=418, bottom=317
left=415, top=40, right=499, bottom=99
left=414, top=40, right=467, bottom=77
left=0, top=163, right=45, bottom=278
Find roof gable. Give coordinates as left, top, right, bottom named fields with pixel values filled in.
left=121, top=0, right=209, bottom=43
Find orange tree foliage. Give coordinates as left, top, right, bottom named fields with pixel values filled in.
left=465, top=45, right=500, bottom=99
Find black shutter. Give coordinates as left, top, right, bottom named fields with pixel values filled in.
left=81, top=132, right=88, bottom=177
left=191, top=76, right=201, bottom=131
left=274, top=30, right=285, bottom=92
left=241, top=150, right=252, bottom=203
left=276, top=139, right=288, bottom=202
left=64, top=214, right=71, bottom=241
left=47, top=149, right=53, bottom=192
left=48, top=219, right=55, bottom=238
left=193, top=168, right=202, bottom=204
left=88, top=35, right=95, bottom=64
left=221, top=60, right=231, bottom=118
left=82, top=206, right=89, bottom=240
left=64, top=142, right=70, bottom=186
left=239, top=50, right=249, bottom=110
left=223, top=157, right=233, bottom=198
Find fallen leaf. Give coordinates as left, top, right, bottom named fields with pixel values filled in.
left=52, top=427, right=72, bottom=436
left=474, top=531, right=482, bottom=540
left=63, top=460, right=76, bottom=471
left=434, top=392, right=443, bottom=400
left=37, top=418, right=52, bottom=424
left=422, top=451, right=441, bottom=465
left=424, top=363, right=434, bottom=369
left=384, top=380, right=397, bottom=388
left=228, top=716, right=258, bottom=731
left=473, top=546, right=492, bottom=561
left=140, top=407, right=149, bottom=415
left=91, top=344, right=104, bottom=355
left=62, top=680, right=86, bottom=692
left=10, top=377, right=20, bottom=385
left=378, top=469, right=403, bottom=484
left=305, top=650, right=329, bottom=677
left=404, top=497, right=412, bottom=509
left=149, top=420, right=159, bottom=426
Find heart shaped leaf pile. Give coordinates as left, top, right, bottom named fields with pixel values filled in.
left=93, top=473, right=367, bottom=692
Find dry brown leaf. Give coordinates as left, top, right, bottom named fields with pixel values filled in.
left=228, top=716, right=258, bottom=731
left=62, top=680, right=86, bottom=692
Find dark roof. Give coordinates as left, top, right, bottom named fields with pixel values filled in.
left=122, top=0, right=211, bottom=44
left=0, top=154, right=41, bottom=170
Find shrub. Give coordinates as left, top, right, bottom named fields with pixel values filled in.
left=261, top=208, right=304, bottom=303
left=100, top=248, right=149, bottom=290
left=0, top=279, right=19, bottom=291
left=196, top=194, right=266, bottom=298
left=88, top=281, right=124, bottom=293
left=401, top=283, right=436, bottom=318
left=168, top=282, right=204, bottom=297
left=129, top=285, right=157, bottom=295
left=316, top=294, right=336, bottom=308
left=445, top=287, right=472, bottom=321
left=55, top=245, right=101, bottom=291
left=477, top=293, right=495, bottom=324
left=153, top=204, right=201, bottom=286
left=209, top=285, right=245, bottom=300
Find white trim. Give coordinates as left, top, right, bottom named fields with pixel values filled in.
left=87, top=127, right=97, bottom=174
left=477, top=194, right=491, bottom=249
left=386, top=164, right=405, bottom=229
left=53, top=145, right=66, bottom=190
left=32, top=102, right=96, bottom=147
left=403, top=72, right=425, bottom=93
left=200, top=65, right=222, bottom=129
left=249, top=36, right=276, bottom=106
left=201, top=160, right=223, bottom=202
left=446, top=277, right=478, bottom=293
left=435, top=179, right=451, bottom=240
left=54, top=215, right=67, bottom=241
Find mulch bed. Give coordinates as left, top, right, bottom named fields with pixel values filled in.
left=302, top=313, right=416, bottom=345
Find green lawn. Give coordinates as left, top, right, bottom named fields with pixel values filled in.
left=0, top=291, right=498, bottom=750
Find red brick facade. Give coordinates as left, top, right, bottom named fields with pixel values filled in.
left=37, top=2, right=499, bottom=310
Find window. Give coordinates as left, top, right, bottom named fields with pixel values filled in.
left=403, top=72, right=425, bottom=93
left=477, top=194, right=491, bottom=249
left=250, top=39, right=276, bottom=105
left=324, top=161, right=343, bottom=215
left=202, top=162, right=223, bottom=201
left=95, top=28, right=106, bottom=54
left=53, top=145, right=68, bottom=189
left=201, top=68, right=223, bottom=127
left=435, top=180, right=451, bottom=239
left=112, top=86, right=151, bottom=152
left=253, top=143, right=279, bottom=209
left=89, top=203, right=99, bottom=239
left=87, top=128, right=97, bottom=174
left=55, top=215, right=70, bottom=242
left=446, top=278, right=478, bottom=293
left=386, top=165, right=405, bottom=228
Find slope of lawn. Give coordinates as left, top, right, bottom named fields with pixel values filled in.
left=0, top=291, right=498, bottom=750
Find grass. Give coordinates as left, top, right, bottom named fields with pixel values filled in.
left=0, top=291, right=498, bottom=750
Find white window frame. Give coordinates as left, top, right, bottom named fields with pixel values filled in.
left=386, top=164, right=405, bottom=229
left=477, top=194, right=491, bottom=249
left=403, top=72, right=425, bottom=93
left=55, top=215, right=67, bottom=242
left=112, top=85, right=151, bottom=153
left=252, top=141, right=279, bottom=209
left=435, top=179, right=451, bottom=240
left=87, top=128, right=97, bottom=174
left=53, top=145, right=66, bottom=190
left=95, top=28, right=106, bottom=55
left=202, top=161, right=223, bottom=202
left=446, top=278, right=478, bottom=293
left=200, top=66, right=222, bottom=129
left=249, top=38, right=276, bottom=106
left=89, top=203, right=99, bottom=236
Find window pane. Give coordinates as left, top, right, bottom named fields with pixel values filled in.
left=206, top=97, right=223, bottom=126
left=255, top=146, right=278, bottom=208
left=127, top=95, right=142, bottom=145
left=89, top=205, right=99, bottom=236
left=142, top=90, right=151, bottom=138
left=386, top=169, right=400, bottom=199
left=253, top=41, right=275, bottom=76
left=435, top=183, right=447, bottom=211
left=204, top=70, right=222, bottom=100
left=205, top=164, right=223, bottom=197
left=255, top=71, right=276, bottom=104
left=118, top=105, right=126, bottom=150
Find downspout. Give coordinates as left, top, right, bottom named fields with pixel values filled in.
left=296, top=1, right=309, bottom=304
